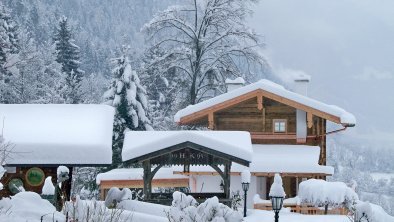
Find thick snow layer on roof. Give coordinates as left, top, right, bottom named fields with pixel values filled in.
left=122, top=131, right=253, bottom=163
left=0, top=104, right=114, bottom=165
left=175, top=79, right=356, bottom=125
left=96, top=167, right=188, bottom=184
left=173, top=145, right=333, bottom=175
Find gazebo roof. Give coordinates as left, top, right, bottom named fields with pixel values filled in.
left=0, top=104, right=114, bottom=166
left=122, top=131, right=252, bottom=166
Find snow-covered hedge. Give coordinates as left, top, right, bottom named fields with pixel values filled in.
left=298, top=179, right=358, bottom=208
left=167, top=191, right=242, bottom=222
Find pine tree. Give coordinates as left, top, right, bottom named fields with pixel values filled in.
left=53, top=16, right=84, bottom=104
left=104, top=46, right=153, bottom=167
left=0, top=3, right=20, bottom=103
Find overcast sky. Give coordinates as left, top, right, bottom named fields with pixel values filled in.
left=248, top=0, right=394, bottom=148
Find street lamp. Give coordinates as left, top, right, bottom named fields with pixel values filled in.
left=269, top=174, right=286, bottom=222
left=241, top=169, right=251, bottom=217
left=270, top=196, right=284, bottom=222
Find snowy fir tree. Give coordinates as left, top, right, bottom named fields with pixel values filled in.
left=53, top=16, right=84, bottom=104
left=104, top=46, right=153, bottom=167
left=0, top=3, right=20, bottom=103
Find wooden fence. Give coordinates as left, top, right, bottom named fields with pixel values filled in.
left=253, top=203, right=348, bottom=215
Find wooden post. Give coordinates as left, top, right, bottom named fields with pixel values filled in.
left=307, top=112, right=313, bottom=128
left=208, top=112, right=215, bottom=129
left=257, top=95, right=263, bottom=110
left=223, top=161, right=231, bottom=200
left=143, top=160, right=152, bottom=200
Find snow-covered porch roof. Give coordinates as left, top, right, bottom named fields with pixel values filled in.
left=175, top=79, right=356, bottom=126
left=122, top=131, right=253, bottom=166
left=0, top=104, right=115, bottom=166
left=173, top=145, right=334, bottom=176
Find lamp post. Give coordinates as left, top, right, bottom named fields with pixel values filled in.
left=241, top=169, right=251, bottom=217
left=270, top=196, right=284, bottom=222
left=269, top=173, right=286, bottom=222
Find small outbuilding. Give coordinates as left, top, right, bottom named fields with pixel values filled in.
left=0, top=104, right=114, bottom=198
left=121, top=131, right=252, bottom=205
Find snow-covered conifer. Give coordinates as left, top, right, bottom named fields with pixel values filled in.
left=104, top=46, right=153, bottom=166
left=0, top=3, right=20, bottom=103
left=53, top=16, right=84, bottom=104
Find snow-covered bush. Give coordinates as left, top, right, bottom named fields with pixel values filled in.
left=167, top=191, right=242, bottom=222
left=65, top=195, right=132, bottom=222
left=351, top=200, right=394, bottom=222
left=299, top=179, right=358, bottom=214
left=104, top=187, right=134, bottom=208
left=0, top=192, right=65, bottom=221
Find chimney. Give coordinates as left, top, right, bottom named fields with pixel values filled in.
left=225, top=77, right=245, bottom=92
left=294, top=74, right=311, bottom=143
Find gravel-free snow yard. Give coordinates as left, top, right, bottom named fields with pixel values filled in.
left=244, top=209, right=349, bottom=222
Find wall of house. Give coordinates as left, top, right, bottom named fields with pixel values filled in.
left=0, top=166, right=73, bottom=199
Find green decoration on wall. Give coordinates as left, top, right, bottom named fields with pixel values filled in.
left=8, top=178, right=24, bottom=194
left=25, top=167, right=45, bottom=186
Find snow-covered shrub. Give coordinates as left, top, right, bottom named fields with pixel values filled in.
left=65, top=195, right=132, bottom=222
left=299, top=179, right=358, bottom=213
left=0, top=192, right=65, bottom=221
left=104, top=187, right=134, bottom=208
left=351, top=200, right=394, bottom=222
left=167, top=191, right=242, bottom=222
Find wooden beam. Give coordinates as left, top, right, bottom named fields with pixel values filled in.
left=307, top=112, right=313, bottom=128
left=257, top=94, right=263, bottom=110
left=208, top=112, right=214, bottom=129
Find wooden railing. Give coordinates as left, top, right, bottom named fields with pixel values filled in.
left=253, top=203, right=348, bottom=215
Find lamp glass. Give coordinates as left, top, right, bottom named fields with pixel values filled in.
left=242, top=182, right=250, bottom=191
left=270, top=196, right=284, bottom=212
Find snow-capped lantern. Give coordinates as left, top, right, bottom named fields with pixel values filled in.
left=269, top=173, right=286, bottom=222
left=57, top=166, right=69, bottom=183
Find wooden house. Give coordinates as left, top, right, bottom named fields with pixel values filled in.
left=0, top=104, right=114, bottom=199
left=174, top=77, right=356, bottom=201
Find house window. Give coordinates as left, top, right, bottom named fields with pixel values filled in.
left=273, top=119, right=287, bottom=133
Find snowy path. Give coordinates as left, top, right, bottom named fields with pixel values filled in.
left=244, top=209, right=349, bottom=222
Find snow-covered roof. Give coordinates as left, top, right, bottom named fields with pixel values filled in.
left=122, top=131, right=253, bottom=164
left=96, top=168, right=188, bottom=185
left=175, top=79, right=356, bottom=126
left=0, top=104, right=114, bottom=166
left=173, top=145, right=333, bottom=175
left=244, top=145, right=334, bottom=175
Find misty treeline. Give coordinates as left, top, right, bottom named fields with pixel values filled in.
left=328, top=138, right=394, bottom=215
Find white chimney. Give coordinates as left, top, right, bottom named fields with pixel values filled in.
left=294, top=74, right=311, bottom=143
left=225, top=77, right=245, bottom=91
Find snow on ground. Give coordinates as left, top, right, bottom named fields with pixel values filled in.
left=0, top=192, right=65, bottom=222
left=118, top=199, right=169, bottom=218
left=244, top=209, right=349, bottom=222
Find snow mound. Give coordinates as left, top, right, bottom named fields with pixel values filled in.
left=299, top=179, right=358, bottom=207
left=269, top=174, right=286, bottom=197
left=0, top=192, right=65, bottom=222
left=41, top=177, right=55, bottom=195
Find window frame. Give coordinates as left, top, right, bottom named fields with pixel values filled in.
left=273, top=119, right=287, bottom=133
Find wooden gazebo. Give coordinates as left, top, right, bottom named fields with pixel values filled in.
left=122, top=131, right=252, bottom=205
